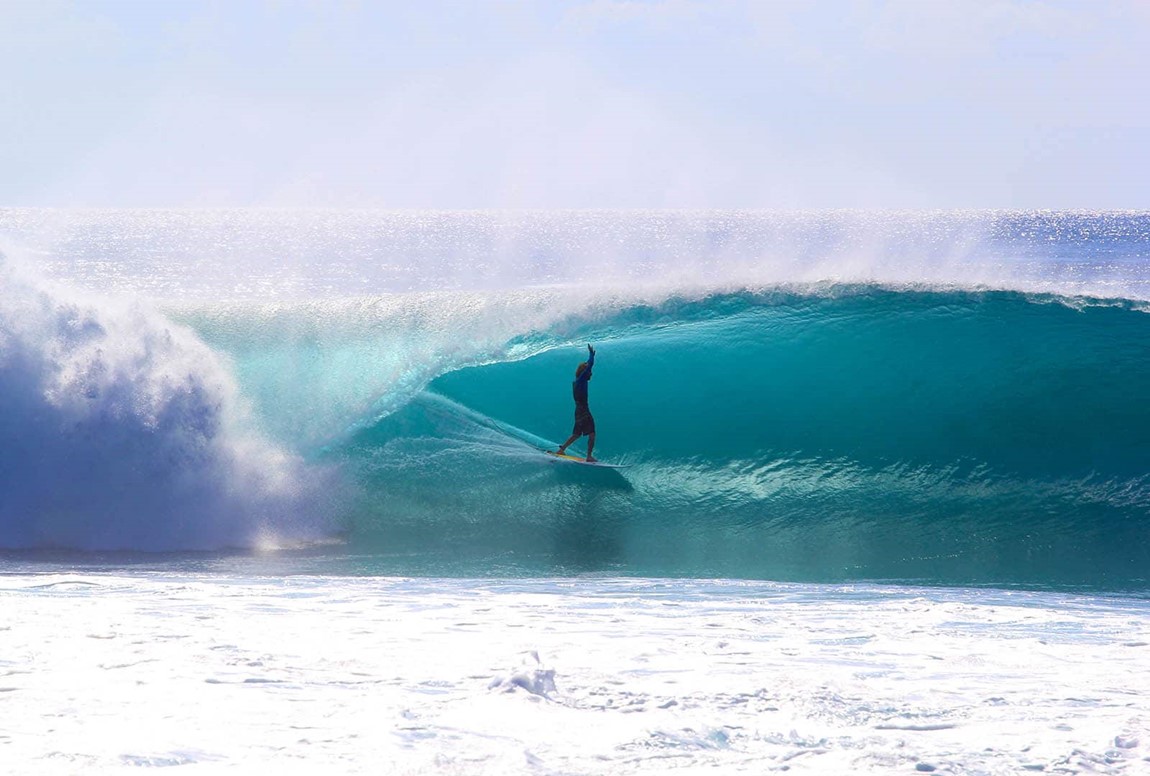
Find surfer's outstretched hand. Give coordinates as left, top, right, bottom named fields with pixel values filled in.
left=587, top=344, right=595, bottom=355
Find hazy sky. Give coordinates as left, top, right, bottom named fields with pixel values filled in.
left=3, top=0, right=1148, bottom=208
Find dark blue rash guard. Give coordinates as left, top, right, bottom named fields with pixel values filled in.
left=571, top=349, right=595, bottom=436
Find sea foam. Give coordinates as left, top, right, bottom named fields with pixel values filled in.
left=0, top=255, right=336, bottom=550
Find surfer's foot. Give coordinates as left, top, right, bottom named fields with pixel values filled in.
left=557, top=447, right=567, bottom=455
left=585, top=456, right=597, bottom=463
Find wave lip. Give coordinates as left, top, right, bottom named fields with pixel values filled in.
left=0, top=258, right=338, bottom=551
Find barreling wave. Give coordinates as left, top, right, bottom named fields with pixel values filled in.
left=3, top=235, right=1150, bottom=586
left=332, top=286, right=1150, bottom=588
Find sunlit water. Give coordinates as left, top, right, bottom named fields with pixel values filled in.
left=2, top=210, right=1150, bottom=772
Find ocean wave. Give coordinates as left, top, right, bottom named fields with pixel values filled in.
left=5, top=207, right=1150, bottom=584
left=328, top=286, right=1150, bottom=586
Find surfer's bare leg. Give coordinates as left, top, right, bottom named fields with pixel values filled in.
left=585, top=433, right=596, bottom=462
left=557, top=434, right=579, bottom=455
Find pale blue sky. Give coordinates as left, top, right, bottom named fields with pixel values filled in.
left=3, top=0, right=1148, bottom=208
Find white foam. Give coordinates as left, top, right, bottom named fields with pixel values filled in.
left=0, top=257, right=337, bottom=550
left=2, top=574, right=1146, bottom=773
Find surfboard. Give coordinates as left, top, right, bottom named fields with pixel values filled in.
left=544, top=450, right=629, bottom=469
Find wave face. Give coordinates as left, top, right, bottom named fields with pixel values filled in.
left=343, top=288, right=1150, bottom=587
left=2, top=210, right=1150, bottom=588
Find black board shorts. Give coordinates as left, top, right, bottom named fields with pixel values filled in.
left=572, top=407, right=595, bottom=436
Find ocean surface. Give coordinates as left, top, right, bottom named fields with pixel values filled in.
left=1, top=210, right=1148, bottom=773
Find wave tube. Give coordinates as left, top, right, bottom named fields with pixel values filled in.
left=336, top=287, right=1150, bottom=587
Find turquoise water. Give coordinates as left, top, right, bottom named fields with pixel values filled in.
left=2, top=210, right=1150, bottom=590
left=335, top=288, right=1150, bottom=587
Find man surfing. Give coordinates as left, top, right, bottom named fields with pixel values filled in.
left=557, top=344, right=597, bottom=462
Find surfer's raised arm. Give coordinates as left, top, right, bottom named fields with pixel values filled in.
left=581, top=344, right=595, bottom=381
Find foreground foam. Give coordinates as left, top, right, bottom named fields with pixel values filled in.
left=3, top=572, right=1147, bottom=774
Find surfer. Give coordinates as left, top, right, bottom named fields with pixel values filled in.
left=557, top=344, right=597, bottom=462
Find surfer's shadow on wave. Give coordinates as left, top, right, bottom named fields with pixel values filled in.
left=549, top=489, right=631, bottom=573
left=503, top=458, right=634, bottom=572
